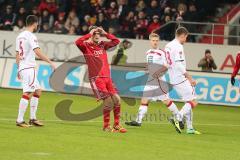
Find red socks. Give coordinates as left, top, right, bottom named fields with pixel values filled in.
left=113, top=105, right=121, bottom=126
left=103, top=106, right=111, bottom=128
left=103, top=105, right=121, bottom=128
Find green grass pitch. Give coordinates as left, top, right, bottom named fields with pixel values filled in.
left=0, top=88, right=240, bottom=160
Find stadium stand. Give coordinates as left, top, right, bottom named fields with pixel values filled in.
left=0, top=0, right=239, bottom=42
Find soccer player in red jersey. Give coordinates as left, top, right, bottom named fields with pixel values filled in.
left=231, top=52, right=240, bottom=92
left=75, top=26, right=127, bottom=133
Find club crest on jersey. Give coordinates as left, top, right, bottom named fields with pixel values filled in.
left=93, top=50, right=104, bottom=57
left=179, top=51, right=182, bottom=55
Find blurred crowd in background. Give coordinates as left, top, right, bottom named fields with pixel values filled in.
left=0, top=0, right=235, bottom=40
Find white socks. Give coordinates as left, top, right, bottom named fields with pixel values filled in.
left=17, top=97, right=29, bottom=123
left=167, top=101, right=180, bottom=120
left=30, top=96, right=39, bottom=119
left=136, top=104, right=148, bottom=123
left=179, top=103, right=193, bottom=129
left=16, top=95, right=40, bottom=123
left=185, top=110, right=193, bottom=129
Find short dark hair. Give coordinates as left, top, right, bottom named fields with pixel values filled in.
left=176, top=27, right=189, bottom=36
left=205, top=49, right=211, bottom=54
left=26, top=15, right=38, bottom=26
left=88, top=25, right=98, bottom=32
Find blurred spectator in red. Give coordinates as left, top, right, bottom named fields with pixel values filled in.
left=38, top=0, right=57, bottom=15
left=135, top=0, right=146, bottom=12
left=96, top=13, right=109, bottom=31
left=64, top=10, right=79, bottom=31
left=13, top=19, right=25, bottom=32
left=135, top=11, right=148, bottom=39
left=53, top=12, right=66, bottom=34
left=39, top=9, right=54, bottom=29
left=147, top=15, right=161, bottom=34
left=68, top=25, right=76, bottom=35
left=0, top=5, right=16, bottom=30
left=146, top=0, right=160, bottom=18
left=120, top=11, right=135, bottom=38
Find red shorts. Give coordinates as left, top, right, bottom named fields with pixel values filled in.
left=89, top=77, right=118, bottom=100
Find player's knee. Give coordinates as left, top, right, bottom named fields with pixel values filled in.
left=141, top=98, right=148, bottom=105
left=188, top=100, right=198, bottom=108
left=162, top=99, right=171, bottom=106
left=34, top=89, right=42, bottom=97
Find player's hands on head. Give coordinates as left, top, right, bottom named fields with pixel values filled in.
left=97, top=27, right=107, bottom=35
left=90, top=28, right=97, bottom=35
left=231, top=76, right=235, bottom=86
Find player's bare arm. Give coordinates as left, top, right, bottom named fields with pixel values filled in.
left=16, top=51, right=21, bottom=79
left=152, top=65, right=168, bottom=79
left=184, top=72, right=196, bottom=86
left=34, top=48, right=56, bottom=70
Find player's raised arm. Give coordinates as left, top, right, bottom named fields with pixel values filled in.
left=34, top=48, right=56, bottom=70
left=98, top=27, right=120, bottom=49
left=231, top=53, right=240, bottom=85
left=75, top=33, right=92, bottom=51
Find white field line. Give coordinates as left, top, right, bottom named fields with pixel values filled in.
left=0, top=118, right=240, bottom=127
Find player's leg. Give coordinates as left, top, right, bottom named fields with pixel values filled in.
left=175, top=80, right=201, bottom=134
left=90, top=77, right=112, bottom=131
left=16, top=92, right=33, bottom=127
left=162, top=99, right=182, bottom=133
left=16, top=69, right=34, bottom=127
left=111, top=94, right=127, bottom=133
left=102, top=96, right=114, bottom=132
left=125, top=98, right=149, bottom=126
left=29, top=89, right=44, bottom=126
left=180, top=100, right=200, bottom=134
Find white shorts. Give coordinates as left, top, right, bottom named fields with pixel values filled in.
left=142, top=76, right=169, bottom=101
left=18, top=67, right=40, bottom=93
left=173, top=80, right=196, bottom=101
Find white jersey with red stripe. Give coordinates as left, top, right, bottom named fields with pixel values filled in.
left=164, top=39, right=187, bottom=84
left=146, top=49, right=167, bottom=66
left=16, top=30, right=39, bottom=71
left=143, top=48, right=169, bottom=101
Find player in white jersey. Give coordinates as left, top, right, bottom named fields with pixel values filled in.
left=16, top=15, right=56, bottom=127
left=165, top=27, right=200, bottom=134
left=125, top=33, right=182, bottom=133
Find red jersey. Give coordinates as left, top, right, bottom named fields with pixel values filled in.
left=232, top=53, right=240, bottom=77
left=75, top=33, right=120, bottom=78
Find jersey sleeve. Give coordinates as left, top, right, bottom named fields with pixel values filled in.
left=103, top=33, right=120, bottom=50
left=75, top=33, right=92, bottom=53
left=29, top=35, right=40, bottom=50
left=232, top=53, right=240, bottom=77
